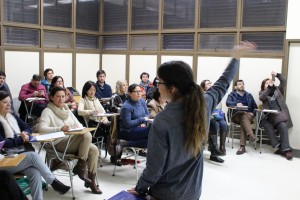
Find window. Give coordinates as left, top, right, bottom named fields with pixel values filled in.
left=131, top=35, right=158, bottom=50
left=199, top=34, right=236, bottom=51
left=243, top=0, right=286, bottom=27
left=241, top=32, right=285, bottom=52
left=162, top=34, right=194, bottom=50
left=103, top=0, right=128, bottom=32
left=43, top=0, right=72, bottom=28
left=131, top=0, right=159, bottom=30
left=4, top=0, right=39, bottom=24
left=200, top=0, right=237, bottom=28
left=76, top=34, right=99, bottom=49
left=76, top=0, right=100, bottom=31
left=4, top=27, right=39, bottom=47
left=44, top=31, right=72, bottom=48
left=103, top=35, right=127, bottom=50
left=163, top=0, right=195, bottom=29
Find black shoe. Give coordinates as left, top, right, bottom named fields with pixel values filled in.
left=138, top=150, right=147, bottom=157
left=209, top=155, right=224, bottom=163
left=51, top=179, right=71, bottom=195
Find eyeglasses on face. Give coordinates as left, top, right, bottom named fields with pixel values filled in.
left=132, top=90, right=142, bottom=93
left=205, top=82, right=212, bottom=85
left=156, top=79, right=166, bottom=86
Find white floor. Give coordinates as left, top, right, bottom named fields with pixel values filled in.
left=34, top=139, right=300, bottom=200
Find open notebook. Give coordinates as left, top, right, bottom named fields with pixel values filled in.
left=108, top=190, right=146, bottom=200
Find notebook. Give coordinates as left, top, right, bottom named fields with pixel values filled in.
left=108, top=190, right=146, bottom=200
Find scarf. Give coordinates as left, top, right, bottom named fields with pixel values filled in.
left=0, top=113, right=21, bottom=138
left=47, top=102, right=70, bottom=121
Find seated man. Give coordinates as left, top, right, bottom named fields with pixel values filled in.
left=95, top=70, right=112, bottom=111
left=18, top=74, right=48, bottom=121
left=226, top=80, right=258, bottom=155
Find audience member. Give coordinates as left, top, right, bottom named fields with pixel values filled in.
left=111, top=80, right=128, bottom=112
left=259, top=71, right=293, bottom=160
left=201, top=79, right=226, bottom=163
left=226, top=80, right=258, bottom=155
left=146, top=77, right=158, bottom=100
left=0, top=71, right=14, bottom=112
left=38, top=86, right=102, bottom=194
left=41, top=68, right=54, bottom=93
left=18, top=74, right=48, bottom=121
left=147, top=88, right=167, bottom=119
left=0, top=91, right=70, bottom=199
left=139, top=72, right=153, bottom=100
left=95, top=70, right=112, bottom=111
left=117, top=84, right=150, bottom=155
left=128, top=41, right=257, bottom=199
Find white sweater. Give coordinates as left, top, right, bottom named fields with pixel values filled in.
left=77, top=97, right=108, bottom=123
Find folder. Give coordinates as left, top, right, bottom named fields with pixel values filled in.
left=108, top=190, right=146, bottom=200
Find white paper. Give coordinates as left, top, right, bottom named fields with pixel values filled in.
left=68, top=127, right=85, bottom=132
left=262, top=109, right=278, bottom=113
left=26, top=97, right=45, bottom=102
left=31, top=131, right=65, bottom=141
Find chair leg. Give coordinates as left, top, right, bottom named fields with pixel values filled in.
left=66, top=161, right=75, bottom=199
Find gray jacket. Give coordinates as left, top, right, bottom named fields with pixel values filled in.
left=135, top=58, right=239, bottom=200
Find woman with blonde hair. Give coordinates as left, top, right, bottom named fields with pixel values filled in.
left=111, top=80, right=128, bottom=112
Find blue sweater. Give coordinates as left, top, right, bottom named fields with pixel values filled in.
left=135, top=58, right=239, bottom=200
left=226, top=90, right=257, bottom=115
left=95, top=81, right=112, bottom=99
left=120, top=98, right=149, bottom=133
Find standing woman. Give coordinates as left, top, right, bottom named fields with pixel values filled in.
left=259, top=71, right=293, bottom=160
left=38, top=86, right=102, bottom=194
left=128, top=41, right=256, bottom=199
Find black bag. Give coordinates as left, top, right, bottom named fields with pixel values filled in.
left=268, top=111, right=288, bottom=126
left=1, top=143, right=35, bottom=154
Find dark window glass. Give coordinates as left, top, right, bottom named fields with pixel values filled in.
left=44, top=31, right=72, bottom=48
left=162, top=34, right=194, bottom=50
left=132, top=0, right=159, bottom=30
left=4, top=0, right=39, bottom=24
left=199, top=34, right=236, bottom=51
left=43, top=0, right=72, bottom=28
left=103, top=0, right=128, bottom=32
left=243, top=0, right=286, bottom=27
left=200, top=0, right=237, bottom=28
left=103, top=35, right=127, bottom=50
left=4, top=27, right=39, bottom=47
left=76, top=0, right=100, bottom=31
left=76, top=34, right=99, bottom=49
left=241, top=32, right=284, bottom=52
left=131, top=35, right=158, bottom=50
left=163, top=0, right=195, bottom=29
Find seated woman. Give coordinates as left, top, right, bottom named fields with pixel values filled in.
left=259, top=71, right=293, bottom=160
left=201, top=80, right=227, bottom=163
left=0, top=91, right=70, bottom=200
left=50, top=76, right=76, bottom=111
left=111, top=80, right=128, bottom=113
left=77, top=81, right=110, bottom=138
left=118, top=84, right=150, bottom=155
left=38, top=86, right=102, bottom=194
left=147, top=88, right=167, bottom=119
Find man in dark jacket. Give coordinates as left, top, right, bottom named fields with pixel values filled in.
left=226, top=80, right=258, bottom=155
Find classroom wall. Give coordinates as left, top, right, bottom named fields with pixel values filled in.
left=286, top=0, right=300, bottom=39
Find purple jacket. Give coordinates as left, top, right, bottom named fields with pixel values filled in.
left=18, top=82, right=48, bottom=105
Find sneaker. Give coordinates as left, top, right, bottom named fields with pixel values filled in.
left=236, top=146, right=246, bottom=155
left=284, top=150, right=293, bottom=160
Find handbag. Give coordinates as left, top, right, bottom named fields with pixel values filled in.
left=268, top=111, right=288, bottom=126
left=212, top=109, right=225, bottom=121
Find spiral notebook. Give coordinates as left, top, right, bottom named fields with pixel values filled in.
left=108, top=190, right=146, bottom=200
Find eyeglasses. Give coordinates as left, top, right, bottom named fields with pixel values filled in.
left=205, top=82, right=212, bottom=85
left=156, top=80, right=166, bottom=86
left=132, top=90, right=142, bottom=93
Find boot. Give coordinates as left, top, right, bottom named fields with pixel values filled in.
left=209, top=155, right=224, bottom=163
left=51, top=178, right=71, bottom=195
left=219, top=132, right=227, bottom=156
left=84, top=172, right=102, bottom=194
left=209, top=134, right=222, bottom=156
left=73, top=159, right=92, bottom=183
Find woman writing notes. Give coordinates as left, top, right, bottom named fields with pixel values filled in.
left=0, top=91, right=70, bottom=200
left=128, top=41, right=256, bottom=199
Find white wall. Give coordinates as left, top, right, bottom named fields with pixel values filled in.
left=76, top=53, right=100, bottom=95
left=286, top=0, right=300, bottom=39
left=161, top=56, right=193, bottom=69
left=44, top=52, right=73, bottom=87
left=102, top=54, right=126, bottom=91
left=129, top=55, right=157, bottom=85
left=286, top=43, right=300, bottom=149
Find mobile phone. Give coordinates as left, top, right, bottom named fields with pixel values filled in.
left=272, top=74, right=275, bottom=81
left=5, top=154, right=18, bottom=158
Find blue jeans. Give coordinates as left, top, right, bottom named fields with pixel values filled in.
left=119, top=126, right=150, bottom=148
left=209, top=118, right=227, bottom=135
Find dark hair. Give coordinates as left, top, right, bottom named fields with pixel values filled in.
left=0, top=91, right=10, bottom=101
left=128, top=83, right=139, bottom=93
left=260, top=78, right=270, bottom=92
left=49, top=86, right=66, bottom=102
left=50, top=76, right=64, bottom=92
left=0, top=71, right=6, bottom=77
left=96, top=70, right=106, bottom=77
left=140, top=72, right=149, bottom=80
left=32, top=74, right=41, bottom=81
left=152, top=77, right=158, bottom=87
left=43, top=68, right=53, bottom=77
left=152, top=88, right=160, bottom=101
left=82, top=81, right=97, bottom=98
left=158, top=61, right=207, bottom=157
left=200, top=80, right=209, bottom=91
left=234, top=80, right=244, bottom=86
